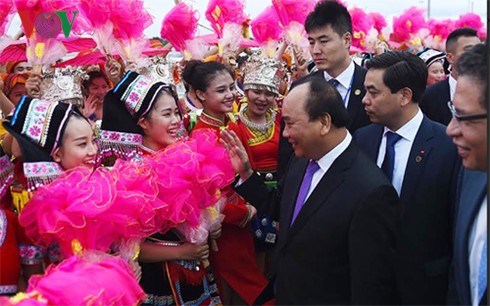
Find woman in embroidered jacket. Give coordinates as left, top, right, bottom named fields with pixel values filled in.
left=99, top=70, right=226, bottom=306
left=187, top=60, right=271, bottom=305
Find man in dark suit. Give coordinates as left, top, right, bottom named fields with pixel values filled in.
left=221, top=77, right=399, bottom=305
left=446, top=43, right=487, bottom=306
left=420, top=28, right=481, bottom=125
left=278, top=0, right=370, bottom=178
left=353, top=51, right=461, bottom=305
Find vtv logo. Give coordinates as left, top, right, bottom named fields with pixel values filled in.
left=18, top=11, right=78, bottom=38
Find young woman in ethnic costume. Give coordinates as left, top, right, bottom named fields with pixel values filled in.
left=236, top=53, right=284, bottom=277
left=187, top=60, right=271, bottom=305
left=99, top=70, right=227, bottom=306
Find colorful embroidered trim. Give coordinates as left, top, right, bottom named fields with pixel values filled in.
left=21, top=99, right=57, bottom=148
left=23, top=161, right=64, bottom=191
left=19, top=243, right=45, bottom=265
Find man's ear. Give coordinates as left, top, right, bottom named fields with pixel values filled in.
left=343, top=32, right=352, bottom=50
left=320, top=113, right=332, bottom=136
left=52, top=147, right=62, bottom=163
left=399, top=87, right=413, bottom=107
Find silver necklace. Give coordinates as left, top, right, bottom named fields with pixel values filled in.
left=239, top=107, right=277, bottom=132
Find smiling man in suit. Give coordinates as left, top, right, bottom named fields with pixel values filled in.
left=353, top=51, right=461, bottom=305
left=446, top=43, right=487, bottom=306
left=222, top=77, right=399, bottom=305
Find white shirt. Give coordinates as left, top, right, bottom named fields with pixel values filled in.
left=376, top=109, right=424, bottom=195
left=449, top=74, right=457, bottom=102
left=469, top=196, right=487, bottom=306
left=306, top=132, right=352, bottom=200
left=323, top=60, right=355, bottom=108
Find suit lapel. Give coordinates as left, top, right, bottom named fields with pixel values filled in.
left=346, top=64, right=365, bottom=120
left=399, top=117, right=433, bottom=208
left=287, top=144, right=355, bottom=238
left=455, top=170, right=487, bottom=304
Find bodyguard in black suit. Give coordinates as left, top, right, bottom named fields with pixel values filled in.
left=221, top=77, right=399, bottom=305
left=420, top=28, right=481, bottom=126
left=278, top=0, right=370, bottom=179
left=354, top=51, right=461, bottom=305
left=446, top=44, right=488, bottom=306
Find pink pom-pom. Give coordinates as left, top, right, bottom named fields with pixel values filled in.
left=110, top=0, right=152, bottom=41
left=428, top=18, right=455, bottom=40
left=205, top=0, right=248, bottom=36
left=349, top=7, right=374, bottom=52
left=272, top=0, right=315, bottom=27
left=26, top=254, right=145, bottom=305
left=391, top=6, right=428, bottom=43
left=250, top=5, right=282, bottom=45
left=160, top=2, right=199, bottom=53
left=455, top=13, right=484, bottom=31
left=0, top=0, right=15, bottom=36
left=369, top=12, right=387, bottom=34
left=78, top=0, right=112, bottom=29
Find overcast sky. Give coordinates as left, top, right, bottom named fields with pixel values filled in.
left=7, top=0, right=487, bottom=38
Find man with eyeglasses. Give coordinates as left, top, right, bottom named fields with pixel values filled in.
left=354, top=51, right=461, bottom=305
left=446, top=43, right=487, bottom=306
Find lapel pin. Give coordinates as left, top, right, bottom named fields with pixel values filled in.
left=354, top=89, right=361, bottom=96
left=416, top=150, right=425, bottom=163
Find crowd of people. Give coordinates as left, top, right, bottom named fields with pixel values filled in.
left=0, top=0, right=487, bottom=305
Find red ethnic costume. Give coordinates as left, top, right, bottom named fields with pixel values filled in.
left=191, top=112, right=270, bottom=305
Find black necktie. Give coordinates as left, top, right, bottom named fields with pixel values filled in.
left=381, top=132, right=402, bottom=181
left=328, top=78, right=340, bottom=88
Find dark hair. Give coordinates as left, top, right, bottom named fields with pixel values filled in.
left=57, top=108, right=89, bottom=148
left=305, top=0, right=352, bottom=37
left=142, top=87, right=180, bottom=122
left=294, top=76, right=351, bottom=128
left=185, top=60, right=233, bottom=93
left=366, top=51, right=427, bottom=103
left=82, top=70, right=110, bottom=92
left=456, top=43, right=487, bottom=110
left=446, top=27, right=478, bottom=53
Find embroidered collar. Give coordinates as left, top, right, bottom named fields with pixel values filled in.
left=199, top=112, right=226, bottom=128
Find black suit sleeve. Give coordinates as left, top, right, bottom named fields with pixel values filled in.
left=235, top=172, right=282, bottom=219
left=349, top=185, right=400, bottom=305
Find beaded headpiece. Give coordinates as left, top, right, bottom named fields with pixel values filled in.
left=2, top=97, right=78, bottom=190
left=40, top=66, right=89, bottom=107
left=242, top=52, right=285, bottom=95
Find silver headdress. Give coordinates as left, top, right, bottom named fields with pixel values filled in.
left=40, top=66, right=89, bottom=107
left=137, top=56, right=178, bottom=85
left=242, top=52, right=285, bottom=95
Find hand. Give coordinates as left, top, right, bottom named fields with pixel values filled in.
left=222, top=45, right=237, bottom=68
left=209, top=223, right=222, bottom=240
left=292, top=46, right=309, bottom=78
left=246, top=204, right=257, bottom=222
left=178, top=242, right=210, bottom=261
left=220, top=129, right=253, bottom=180
left=104, top=56, right=122, bottom=84
left=25, top=73, right=42, bottom=98
left=82, top=94, right=98, bottom=119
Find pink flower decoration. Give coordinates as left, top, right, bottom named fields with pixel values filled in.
left=29, top=125, right=41, bottom=137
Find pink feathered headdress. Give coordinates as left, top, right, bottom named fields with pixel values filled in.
left=369, top=12, right=387, bottom=35
left=455, top=13, right=486, bottom=39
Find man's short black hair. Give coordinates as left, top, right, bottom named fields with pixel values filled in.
left=305, top=0, right=352, bottom=37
